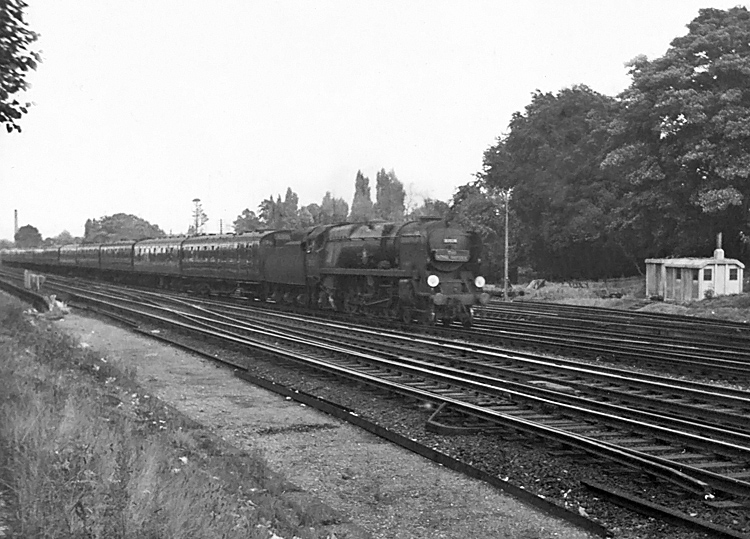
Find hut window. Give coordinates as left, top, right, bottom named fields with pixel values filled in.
left=730, top=268, right=738, bottom=280
left=692, top=270, right=698, bottom=281
left=675, top=269, right=681, bottom=281
left=704, top=268, right=712, bottom=281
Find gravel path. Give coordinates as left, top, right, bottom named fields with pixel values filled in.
left=55, top=310, right=596, bottom=539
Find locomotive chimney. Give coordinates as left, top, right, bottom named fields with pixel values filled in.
left=14, top=209, right=18, bottom=236
left=714, top=231, right=724, bottom=259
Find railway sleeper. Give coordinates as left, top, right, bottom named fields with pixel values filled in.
left=657, top=452, right=714, bottom=461
left=725, top=470, right=750, bottom=479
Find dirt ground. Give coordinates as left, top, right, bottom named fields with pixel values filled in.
left=55, top=310, right=597, bottom=539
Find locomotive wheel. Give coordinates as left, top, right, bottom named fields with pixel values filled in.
left=421, top=304, right=436, bottom=326
left=343, top=292, right=358, bottom=314
left=400, top=306, right=413, bottom=324
left=258, top=283, right=269, bottom=302
left=197, top=283, right=211, bottom=297
left=461, top=311, right=474, bottom=329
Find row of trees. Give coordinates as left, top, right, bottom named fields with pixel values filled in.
left=233, top=168, right=417, bottom=233
left=6, top=168, right=429, bottom=247
left=465, top=7, right=750, bottom=279
left=9, top=214, right=166, bottom=248
left=8, top=169, right=421, bottom=247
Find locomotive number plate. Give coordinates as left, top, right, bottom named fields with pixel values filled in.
left=434, top=249, right=470, bottom=262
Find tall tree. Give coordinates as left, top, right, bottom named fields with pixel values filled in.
left=256, top=188, right=302, bottom=229
left=298, top=206, right=314, bottom=228
left=233, top=209, right=262, bottom=233
left=190, top=198, right=209, bottom=235
left=0, top=0, right=40, bottom=132
left=258, top=195, right=279, bottom=229
left=349, top=170, right=374, bottom=222
left=14, top=223, right=42, bottom=247
left=303, top=203, right=321, bottom=225
left=450, top=183, right=509, bottom=282
left=373, top=169, right=406, bottom=221
left=480, top=85, right=622, bottom=278
left=85, top=214, right=165, bottom=243
left=407, top=198, right=450, bottom=220
left=43, top=230, right=78, bottom=246
left=281, top=187, right=300, bottom=229
left=602, top=7, right=750, bottom=261
left=332, top=197, right=349, bottom=223
left=319, top=192, right=349, bottom=224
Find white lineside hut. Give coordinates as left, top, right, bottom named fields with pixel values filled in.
left=646, top=235, right=744, bottom=302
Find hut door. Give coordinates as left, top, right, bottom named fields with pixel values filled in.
left=690, top=269, right=699, bottom=300
left=664, top=268, right=674, bottom=300
left=715, top=265, right=726, bottom=294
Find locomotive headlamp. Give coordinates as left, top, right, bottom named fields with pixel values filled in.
left=474, top=276, right=486, bottom=288
left=427, top=274, right=440, bottom=288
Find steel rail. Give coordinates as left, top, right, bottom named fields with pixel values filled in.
left=14, top=275, right=750, bottom=498
left=105, top=290, right=750, bottom=442
left=483, top=299, right=750, bottom=333
left=60, top=287, right=719, bottom=497
left=181, top=298, right=750, bottom=410
left=85, top=293, right=750, bottom=497
left=474, top=314, right=750, bottom=360
left=44, top=278, right=750, bottom=426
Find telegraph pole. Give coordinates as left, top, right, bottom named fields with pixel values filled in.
left=501, top=188, right=513, bottom=301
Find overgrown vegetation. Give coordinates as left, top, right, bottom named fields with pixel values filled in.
left=521, top=277, right=750, bottom=323
left=0, top=295, right=353, bottom=538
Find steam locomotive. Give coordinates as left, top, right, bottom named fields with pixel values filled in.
left=2, top=218, right=490, bottom=327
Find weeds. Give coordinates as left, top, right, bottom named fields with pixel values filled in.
left=0, top=295, right=352, bottom=538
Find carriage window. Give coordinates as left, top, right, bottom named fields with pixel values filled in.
left=730, top=268, right=738, bottom=280
left=704, top=268, right=712, bottom=281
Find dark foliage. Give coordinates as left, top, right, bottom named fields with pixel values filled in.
left=0, top=0, right=40, bottom=132
left=84, top=214, right=165, bottom=243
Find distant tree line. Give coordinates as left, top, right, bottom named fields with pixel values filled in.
left=233, top=168, right=436, bottom=233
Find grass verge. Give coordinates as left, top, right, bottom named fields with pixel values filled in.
left=0, top=294, right=360, bottom=539
left=517, top=278, right=750, bottom=322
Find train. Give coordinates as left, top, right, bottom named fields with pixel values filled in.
left=1, top=217, right=490, bottom=327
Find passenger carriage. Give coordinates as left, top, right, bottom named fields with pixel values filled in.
left=100, top=241, right=137, bottom=272
left=181, top=232, right=266, bottom=295
left=132, top=237, right=185, bottom=289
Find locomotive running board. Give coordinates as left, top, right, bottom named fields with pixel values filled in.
left=319, top=268, right=411, bottom=277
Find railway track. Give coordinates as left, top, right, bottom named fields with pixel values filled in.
left=29, top=278, right=750, bottom=496
left=2, top=268, right=750, bottom=536
left=480, top=299, right=750, bottom=343
left=464, top=302, right=750, bottom=381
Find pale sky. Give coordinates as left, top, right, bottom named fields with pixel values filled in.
left=1, top=1, right=746, bottom=240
